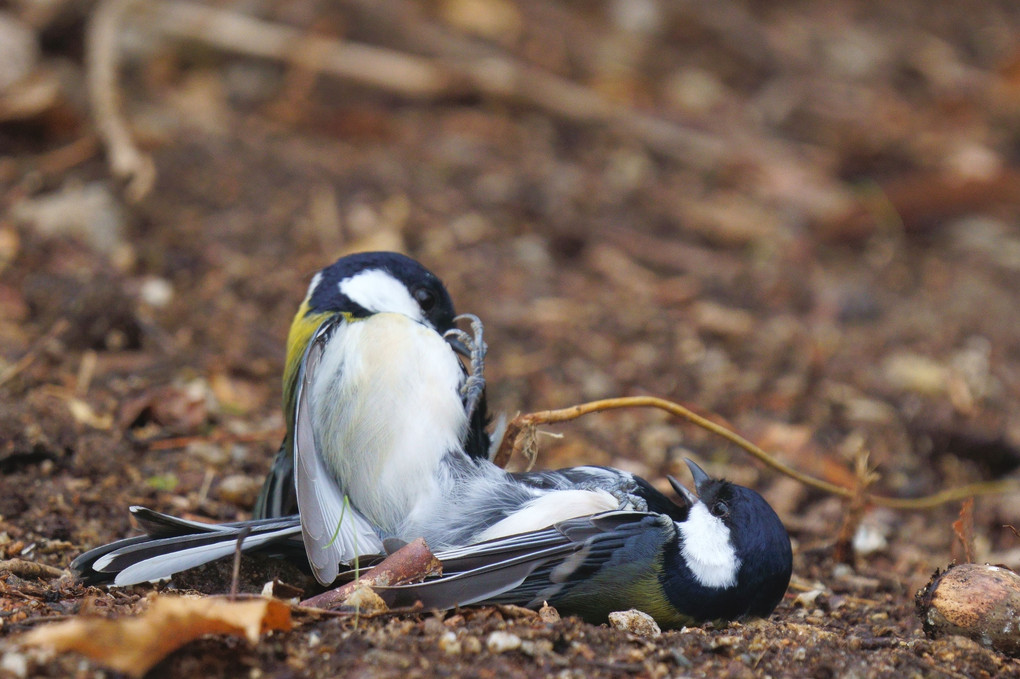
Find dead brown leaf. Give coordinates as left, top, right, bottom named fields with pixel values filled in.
left=22, top=595, right=291, bottom=677
left=951, top=498, right=975, bottom=564
left=118, top=383, right=209, bottom=432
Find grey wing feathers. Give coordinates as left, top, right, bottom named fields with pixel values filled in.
left=293, top=327, right=384, bottom=585
left=375, top=511, right=657, bottom=610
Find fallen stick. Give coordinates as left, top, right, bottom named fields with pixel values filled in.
left=85, top=0, right=156, bottom=202
left=134, top=0, right=733, bottom=167
left=493, top=395, right=1020, bottom=510
left=300, top=538, right=441, bottom=610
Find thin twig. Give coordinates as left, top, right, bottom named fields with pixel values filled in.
left=142, top=0, right=732, bottom=168
left=229, top=525, right=252, bottom=600
left=85, top=0, right=156, bottom=202
left=833, top=452, right=877, bottom=564
left=300, top=538, right=440, bottom=610
left=0, top=319, right=70, bottom=388
left=493, top=396, right=1020, bottom=510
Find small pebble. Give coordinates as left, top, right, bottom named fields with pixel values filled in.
left=438, top=631, right=461, bottom=655
left=217, top=474, right=262, bottom=507
left=608, top=609, right=661, bottom=637
left=538, top=602, right=560, bottom=623
left=462, top=635, right=482, bottom=654
left=520, top=639, right=553, bottom=657
left=340, top=584, right=388, bottom=615
left=486, top=630, right=522, bottom=653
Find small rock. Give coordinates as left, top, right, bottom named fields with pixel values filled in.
left=792, top=588, right=825, bottom=608
left=485, top=630, right=522, bottom=653
left=461, top=635, right=482, bottom=654
left=693, top=301, right=755, bottom=338
left=538, top=602, right=560, bottom=623
left=0, top=12, right=39, bottom=91
left=0, top=649, right=29, bottom=679
left=188, top=440, right=229, bottom=466
left=852, top=523, right=888, bottom=556
left=520, top=639, right=553, bottom=657
left=608, top=609, right=661, bottom=637
left=438, top=630, right=461, bottom=655
left=881, top=352, right=948, bottom=396
left=138, top=276, right=174, bottom=308
left=340, top=583, right=388, bottom=615
left=218, top=474, right=262, bottom=507
left=12, top=181, right=126, bottom=255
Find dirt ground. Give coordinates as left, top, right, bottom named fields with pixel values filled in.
left=2, top=0, right=1020, bottom=676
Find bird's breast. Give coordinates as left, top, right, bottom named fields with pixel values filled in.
left=310, top=313, right=468, bottom=531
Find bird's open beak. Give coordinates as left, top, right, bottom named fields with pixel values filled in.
left=668, top=458, right=714, bottom=508
left=684, top=458, right=712, bottom=494
left=668, top=475, right=699, bottom=508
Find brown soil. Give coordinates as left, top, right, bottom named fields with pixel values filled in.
left=2, top=1, right=1020, bottom=677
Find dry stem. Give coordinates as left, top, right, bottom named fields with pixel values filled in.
left=86, top=0, right=156, bottom=202
left=493, top=396, right=1020, bottom=511
left=301, top=538, right=441, bottom=610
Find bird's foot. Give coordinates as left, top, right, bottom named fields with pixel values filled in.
left=446, top=313, right=487, bottom=418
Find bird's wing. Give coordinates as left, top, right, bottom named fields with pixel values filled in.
left=293, top=326, right=384, bottom=585
left=71, top=507, right=305, bottom=586
left=252, top=443, right=296, bottom=519
left=375, top=511, right=663, bottom=610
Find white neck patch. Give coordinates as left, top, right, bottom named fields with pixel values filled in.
left=678, top=502, right=741, bottom=589
left=339, top=270, right=423, bottom=322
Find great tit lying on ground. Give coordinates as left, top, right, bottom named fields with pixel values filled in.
left=379, top=458, right=792, bottom=627
left=72, top=252, right=793, bottom=626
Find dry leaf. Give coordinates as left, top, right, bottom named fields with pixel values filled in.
left=22, top=595, right=291, bottom=677
left=951, top=498, right=975, bottom=563
left=66, top=397, right=113, bottom=430
left=118, top=382, right=210, bottom=432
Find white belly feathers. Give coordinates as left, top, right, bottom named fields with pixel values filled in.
left=310, top=313, right=467, bottom=532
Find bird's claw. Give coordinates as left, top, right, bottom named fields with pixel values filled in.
left=446, top=314, right=487, bottom=419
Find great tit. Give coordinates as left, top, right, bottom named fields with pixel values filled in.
left=248, top=252, right=492, bottom=583
left=378, top=458, right=793, bottom=627
left=74, top=251, right=493, bottom=586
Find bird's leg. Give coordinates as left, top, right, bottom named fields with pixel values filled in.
left=446, top=314, right=487, bottom=419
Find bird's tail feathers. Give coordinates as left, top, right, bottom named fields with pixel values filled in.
left=71, top=507, right=303, bottom=587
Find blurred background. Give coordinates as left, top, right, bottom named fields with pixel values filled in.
left=1, top=0, right=1019, bottom=651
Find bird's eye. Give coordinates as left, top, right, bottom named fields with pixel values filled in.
left=414, top=287, right=437, bottom=312
left=711, top=501, right=729, bottom=518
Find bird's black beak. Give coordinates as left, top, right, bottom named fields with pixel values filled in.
left=668, top=475, right=699, bottom=508
left=444, top=333, right=471, bottom=358
left=684, top=458, right=712, bottom=495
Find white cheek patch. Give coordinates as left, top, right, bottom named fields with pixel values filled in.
left=339, top=270, right=422, bottom=321
left=678, top=502, right=740, bottom=589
